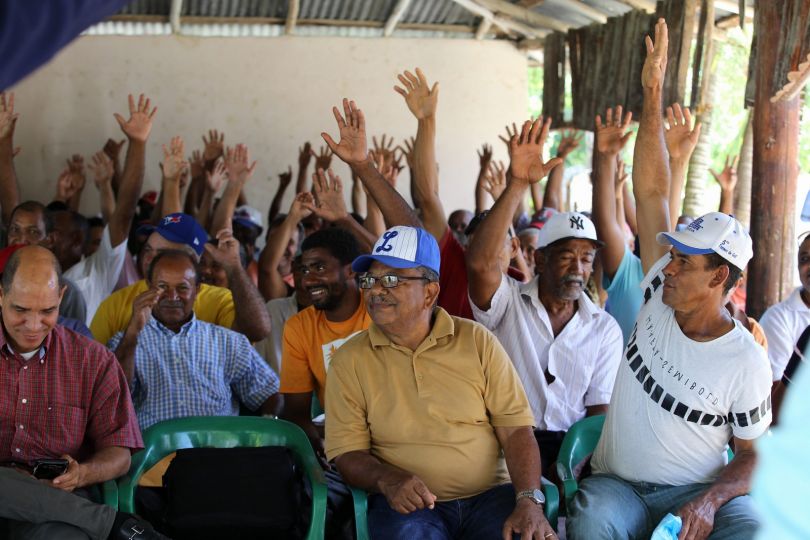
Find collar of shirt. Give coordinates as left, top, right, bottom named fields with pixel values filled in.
left=518, top=276, right=601, bottom=321
left=0, top=318, right=52, bottom=361
left=368, top=307, right=455, bottom=353
left=146, top=312, right=199, bottom=338
left=787, top=287, right=810, bottom=312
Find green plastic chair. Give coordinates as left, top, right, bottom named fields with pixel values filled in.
left=555, top=414, right=605, bottom=511
left=116, top=416, right=327, bottom=540
left=348, top=477, right=560, bottom=537
left=89, top=480, right=119, bottom=508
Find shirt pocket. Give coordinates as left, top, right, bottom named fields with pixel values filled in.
left=30, top=402, right=88, bottom=457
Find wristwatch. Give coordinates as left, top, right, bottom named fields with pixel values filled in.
left=515, top=488, right=545, bottom=505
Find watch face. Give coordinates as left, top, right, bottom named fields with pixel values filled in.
left=531, top=489, right=545, bottom=504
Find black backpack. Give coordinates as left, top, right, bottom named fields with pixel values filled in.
left=162, top=446, right=309, bottom=539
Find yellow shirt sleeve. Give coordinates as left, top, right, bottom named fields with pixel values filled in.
left=91, top=285, right=132, bottom=345
left=196, top=284, right=236, bottom=329
left=279, top=312, right=316, bottom=394
left=325, top=347, right=371, bottom=461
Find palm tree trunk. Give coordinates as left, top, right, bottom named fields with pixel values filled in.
left=734, top=110, right=754, bottom=228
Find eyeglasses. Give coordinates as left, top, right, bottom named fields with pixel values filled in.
left=358, top=274, right=429, bottom=289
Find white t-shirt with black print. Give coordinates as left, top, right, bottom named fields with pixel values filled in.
left=591, top=253, right=772, bottom=486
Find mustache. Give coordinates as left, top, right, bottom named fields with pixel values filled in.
left=158, top=300, right=184, bottom=309
left=561, top=274, right=584, bottom=286
left=368, top=295, right=395, bottom=306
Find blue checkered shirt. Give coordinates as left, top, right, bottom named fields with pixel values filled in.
left=108, top=314, right=279, bottom=430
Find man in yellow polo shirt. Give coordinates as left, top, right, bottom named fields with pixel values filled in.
left=325, top=225, right=557, bottom=540
left=91, top=213, right=270, bottom=344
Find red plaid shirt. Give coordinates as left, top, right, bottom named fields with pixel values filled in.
left=0, top=323, right=143, bottom=465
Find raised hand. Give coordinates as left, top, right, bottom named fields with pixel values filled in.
left=478, top=143, right=493, bottom=170
left=396, top=137, right=416, bottom=169
left=114, top=94, right=157, bottom=142
left=55, top=168, right=79, bottom=202
left=204, top=229, right=242, bottom=270
left=508, top=117, right=563, bottom=184
left=641, top=18, right=668, bottom=90
left=88, top=151, right=114, bottom=189
left=306, top=168, right=349, bottom=223
left=278, top=166, right=293, bottom=187
left=321, top=98, right=369, bottom=166
left=128, top=287, right=159, bottom=335
left=298, top=142, right=313, bottom=168
left=289, top=191, right=314, bottom=222
left=205, top=158, right=226, bottom=193
left=66, top=154, right=86, bottom=192
left=372, top=134, right=396, bottom=165
left=664, top=103, right=701, bottom=162
left=615, top=156, right=629, bottom=194
left=483, top=160, right=507, bottom=200
left=556, top=129, right=583, bottom=159
left=311, top=145, right=333, bottom=171
left=710, top=154, right=739, bottom=192
left=595, top=106, right=634, bottom=156
left=189, top=149, right=205, bottom=178
left=0, top=92, right=19, bottom=141
left=223, top=143, right=257, bottom=185
left=202, top=129, right=225, bottom=161
left=498, top=123, right=519, bottom=148
left=371, top=150, right=399, bottom=187
left=160, top=136, right=188, bottom=180
left=394, top=67, right=439, bottom=120
left=103, top=138, right=126, bottom=161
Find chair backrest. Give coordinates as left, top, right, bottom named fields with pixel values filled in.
left=558, top=414, right=605, bottom=479
left=117, top=416, right=327, bottom=539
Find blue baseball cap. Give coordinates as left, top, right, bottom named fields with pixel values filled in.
left=139, top=213, right=208, bottom=256
left=352, top=226, right=440, bottom=275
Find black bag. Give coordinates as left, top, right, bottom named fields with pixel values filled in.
left=162, top=446, right=308, bottom=539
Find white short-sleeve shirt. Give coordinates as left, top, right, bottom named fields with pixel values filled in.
left=470, top=274, right=623, bottom=431
left=759, top=287, right=810, bottom=382
left=591, top=253, right=773, bottom=486
left=64, top=226, right=128, bottom=325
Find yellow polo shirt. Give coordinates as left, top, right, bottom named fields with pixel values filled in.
left=325, top=308, right=534, bottom=501
left=90, top=280, right=235, bottom=345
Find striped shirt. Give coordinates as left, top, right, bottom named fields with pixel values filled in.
left=470, top=274, right=623, bottom=431
left=108, top=315, right=279, bottom=431
left=0, top=324, right=142, bottom=464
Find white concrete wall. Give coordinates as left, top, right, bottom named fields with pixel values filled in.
left=8, top=34, right=528, bottom=223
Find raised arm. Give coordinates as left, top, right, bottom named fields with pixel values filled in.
left=102, top=138, right=125, bottom=195
left=258, top=194, right=310, bottom=301
left=664, top=103, right=701, bottom=229
left=183, top=149, right=206, bottom=217
left=392, top=67, right=444, bottom=239
left=592, top=106, right=634, bottom=277
left=467, top=117, right=561, bottom=309
left=544, top=129, right=582, bottom=211
left=210, top=144, right=256, bottom=235
left=306, top=167, right=376, bottom=252
left=0, top=92, right=20, bottom=224
left=110, top=93, right=156, bottom=247
left=207, top=229, right=271, bottom=342
left=295, top=142, right=312, bottom=194
left=65, top=155, right=86, bottom=212
left=158, top=136, right=188, bottom=218
left=321, top=98, right=419, bottom=229
left=633, top=18, right=671, bottom=273
left=197, top=158, right=225, bottom=230
left=711, top=154, right=738, bottom=215
left=88, top=151, right=115, bottom=223
left=475, top=144, right=493, bottom=215
left=268, top=166, right=293, bottom=223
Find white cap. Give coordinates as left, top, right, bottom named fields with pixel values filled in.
left=536, top=211, right=602, bottom=249
left=656, top=212, right=752, bottom=270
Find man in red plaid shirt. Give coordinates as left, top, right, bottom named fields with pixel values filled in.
left=0, top=246, right=165, bottom=539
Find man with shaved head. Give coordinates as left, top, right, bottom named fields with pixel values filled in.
left=0, top=246, right=161, bottom=539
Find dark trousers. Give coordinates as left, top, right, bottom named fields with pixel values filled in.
left=533, top=429, right=566, bottom=479
left=0, top=467, right=115, bottom=540
left=367, top=483, right=517, bottom=540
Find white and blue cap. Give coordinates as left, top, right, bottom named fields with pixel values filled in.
left=352, top=226, right=440, bottom=275
left=656, top=212, right=753, bottom=270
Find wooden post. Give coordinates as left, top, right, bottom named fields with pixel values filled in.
left=747, top=1, right=802, bottom=319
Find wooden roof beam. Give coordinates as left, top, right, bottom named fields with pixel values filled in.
left=615, top=0, right=656, bottom=13
left=475, top=18, right=493, bottom=40
left=563, top=0, right=608, bottom=23
left=384, top=0, right=413, bottom=37
left=285, top=0, right=299, bottom=35
left=450, top=0, right=550, bottom=39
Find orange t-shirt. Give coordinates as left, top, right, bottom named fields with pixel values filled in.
left=280, top=301, right=372, bottom=405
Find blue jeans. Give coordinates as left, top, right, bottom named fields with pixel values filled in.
left=567, top=473, right=759, bottom=540
left=368, top=483, right=518, bottom=540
